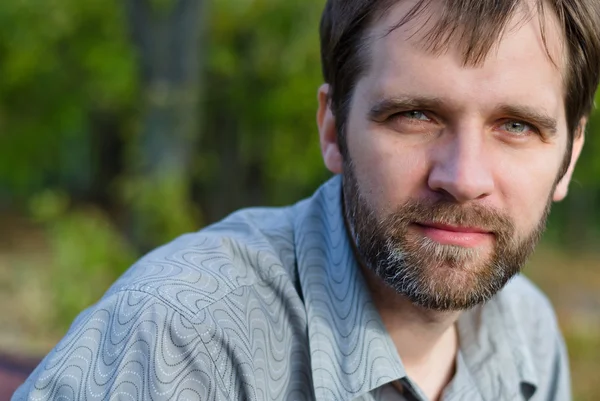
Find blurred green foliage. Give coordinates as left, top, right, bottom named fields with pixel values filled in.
left=29, top=189, right=137, bottom=327
left=0, top=0, right=330, bottom=326
left=0, top=0, right=598, bottom=398
left=0, top=0, right=136, bottom=194
left=202, top=0, right=328, bottom=206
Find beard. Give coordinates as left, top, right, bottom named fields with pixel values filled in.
left=343, top=162, right=552, bottom=311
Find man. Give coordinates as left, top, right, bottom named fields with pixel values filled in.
left=14, top=0, right=600, bottom=400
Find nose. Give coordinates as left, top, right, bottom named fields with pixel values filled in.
left=427, top=133, right=494, bottom=203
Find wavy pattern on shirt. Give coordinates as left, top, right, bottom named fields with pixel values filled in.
left=13, top=204, right=314, bottom=401
left=13, top=176, right=571, bottom=401
left=14, top=289, right=228, bottom=400
left=295, top=180, right=409, bottom=401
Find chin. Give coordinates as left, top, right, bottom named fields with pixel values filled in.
left=381, top=245, right=519, bottom=311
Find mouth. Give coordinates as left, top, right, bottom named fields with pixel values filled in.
left=413, top=222, right=494, bottom=247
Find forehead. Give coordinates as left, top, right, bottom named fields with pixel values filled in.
left=359, top=0, right=567, bottom=121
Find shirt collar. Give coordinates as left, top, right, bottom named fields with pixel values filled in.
left=293, top=175, right=539, bottom=401
left=294, top=175, right=406, bottom=401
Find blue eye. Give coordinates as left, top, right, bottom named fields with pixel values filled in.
left=502, top=121, right=532, bottom=135
left=401, top=110, right=430, bottom=121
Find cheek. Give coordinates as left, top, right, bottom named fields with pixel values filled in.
left=347, top=129, right=429, bottom=211
left=496, top=152, right=560, bottom=230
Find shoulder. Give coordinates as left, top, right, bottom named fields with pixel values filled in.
left=105, top=205, right=300, bottom=319
left=490, top=274, right=562, bottom=354
left=489, top=274, right=570, bottom=396
left=14, top=206, right=307, bottom=401
left=494, top=273, right=559, bottom=332
left=13, top=289, right=232, bottom=400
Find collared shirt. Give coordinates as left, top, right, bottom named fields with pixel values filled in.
left=14, top=176, right=571, bottom=401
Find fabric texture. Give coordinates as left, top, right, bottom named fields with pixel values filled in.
left=13, top=176, right=571, bottom=401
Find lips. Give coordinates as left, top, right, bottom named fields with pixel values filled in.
left=417, top=222, right=492, bottom=234
left=414, top=222, right=494, bottom=247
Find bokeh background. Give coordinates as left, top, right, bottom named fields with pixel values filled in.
left=0, top=0, right=598, bottom=399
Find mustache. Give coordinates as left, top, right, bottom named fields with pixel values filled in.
left=385, top=199, right=515, bottom=235
left=346, top=195, right=517, bottom=249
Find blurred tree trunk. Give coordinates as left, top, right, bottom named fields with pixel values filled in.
left=210, top=101, right=245, bottom=221
left=88, top=110, right=125, bottom=210
left=124, top=0, right=205, bottom=250
left=199, top=83, right=267, bottom=224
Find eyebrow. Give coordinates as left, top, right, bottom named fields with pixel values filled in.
left=368, top=96, right=559, bottom=136
left=368, top=96, right=444, bottom=120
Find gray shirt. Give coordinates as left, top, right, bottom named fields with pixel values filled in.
left=14, top=176, right=571, bottom=401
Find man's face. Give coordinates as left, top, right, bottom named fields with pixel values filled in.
left=318, top=1, right=584, bottom=311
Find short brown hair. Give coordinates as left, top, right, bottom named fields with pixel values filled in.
left=320, top=0, right=600, bottom=161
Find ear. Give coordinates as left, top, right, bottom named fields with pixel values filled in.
left=317, top=83, right=343, bottom=174
left=553, top=119, right=586, bottom=202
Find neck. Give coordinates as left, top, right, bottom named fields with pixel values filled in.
left=360, top=265, right=459, bottom=401
left=361, top=265, right=459, bottom=363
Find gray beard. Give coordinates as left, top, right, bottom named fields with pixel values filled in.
left=342, top=163, right=551, bottom=311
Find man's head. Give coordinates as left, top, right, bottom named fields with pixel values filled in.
left=316, top=0, right=600, bottom=311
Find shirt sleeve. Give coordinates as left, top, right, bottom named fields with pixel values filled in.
left=12, top=290, right=229, bottom=401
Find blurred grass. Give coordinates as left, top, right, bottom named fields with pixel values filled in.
left=0, top=207, right=136, bottom=354
left=0, top=212, right=598, bottom=400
